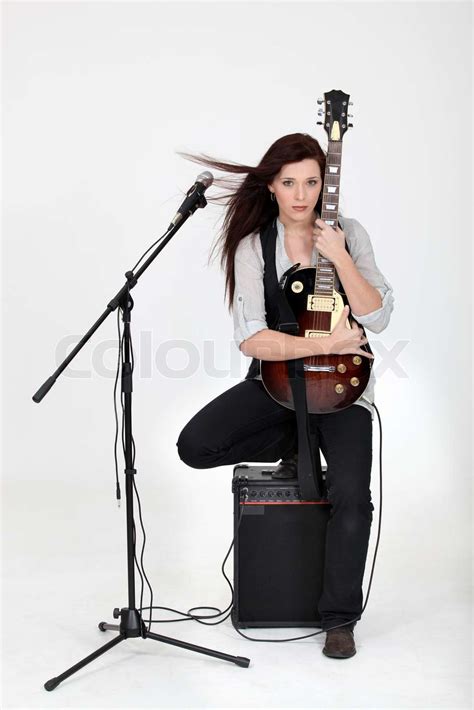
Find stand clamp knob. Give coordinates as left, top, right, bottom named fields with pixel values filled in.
left=113, top=608, right=121, bottom=619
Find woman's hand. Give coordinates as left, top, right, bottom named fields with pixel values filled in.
left=327, top=305, right=374, bottom=359
left=312, top=218, right=348, bottom=265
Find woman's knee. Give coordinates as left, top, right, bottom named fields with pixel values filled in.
left=176, top=424, right=219, bottom=469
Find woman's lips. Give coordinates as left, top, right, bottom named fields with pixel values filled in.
left=292, top=206, right=307, bottom=211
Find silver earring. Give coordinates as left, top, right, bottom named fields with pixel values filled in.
left=270, top=192, right=275, bottom=202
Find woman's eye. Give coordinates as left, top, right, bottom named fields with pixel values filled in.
left=282, top=180, right=319, bottom=187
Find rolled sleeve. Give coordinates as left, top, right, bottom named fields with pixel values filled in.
left=344, top=218, right=395, bottom=334
left=232, top=235, right=268, bottom=351
left=352, top=281, right=394, bottom=333
left=233, top=294, right=268, bottom=349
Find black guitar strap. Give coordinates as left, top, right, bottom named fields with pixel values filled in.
left=277, top=270, right=323, bottom=501
left=260, top=218, right=351, bottom=501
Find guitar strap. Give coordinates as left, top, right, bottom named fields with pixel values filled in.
left=259, top=217, right=351, bottom=501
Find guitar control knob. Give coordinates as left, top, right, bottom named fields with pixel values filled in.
left=350, top=377, right=360, bottom=387
left=352, top=356, right=362, bottom=365
left=335, top=384, right=344, bottom=394
left=337, top=363, right=347, bottom=373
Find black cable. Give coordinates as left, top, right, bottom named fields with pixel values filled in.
left=129, top=225, right=174, bottom=275
left=132, top=520, right=145, bottom=613
left=132, top=476, right=154, bottom=633
left=127, top=316, right=153, bottom=631
left=113, top=310, right=124, bottom=506
left=114, top=297, right=155, bottom=636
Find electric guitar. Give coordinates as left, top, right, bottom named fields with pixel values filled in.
left=260, top=89, right=373, bottom=414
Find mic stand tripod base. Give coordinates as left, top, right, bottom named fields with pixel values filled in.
left=44, top=607, right=250, bottom=690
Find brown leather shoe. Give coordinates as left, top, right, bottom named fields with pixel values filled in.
left=322, top=628, right=356, bottom=659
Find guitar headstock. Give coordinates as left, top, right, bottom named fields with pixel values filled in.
left=317, top=90, right=353, bottom=141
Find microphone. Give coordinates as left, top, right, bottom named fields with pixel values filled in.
left=168, top=171, right=214, bottom=229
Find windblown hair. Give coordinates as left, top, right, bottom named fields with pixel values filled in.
left=178, top=133, right=327, bottom=310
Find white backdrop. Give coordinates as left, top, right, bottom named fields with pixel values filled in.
left=3, top=1, right=472, bottom=708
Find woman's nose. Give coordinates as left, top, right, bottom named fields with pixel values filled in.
left=295, top=186, right=306, bottom=200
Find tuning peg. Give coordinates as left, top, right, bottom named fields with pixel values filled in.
left=316, top=121, right=323, bottom=125
left=317, top=110, right=324, bottom=116
left=317, top=97, right=324, bottom=104
left=348, top=123, right=353, bottom=128
left=349, top=101, right=353, bottom=106
left=348, top=114, right=353, bottom=118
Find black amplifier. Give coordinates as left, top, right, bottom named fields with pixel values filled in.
left=231, top=464, right=331, bottom=628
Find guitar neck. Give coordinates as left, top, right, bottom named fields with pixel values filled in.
left=314, top=140, right=343, bottom=296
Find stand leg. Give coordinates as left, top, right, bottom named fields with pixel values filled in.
left=44, top=634, right=125, bottom=691
left=98, top=622, right=120, bottom=632
left=146, top=630, right=250, bottom=668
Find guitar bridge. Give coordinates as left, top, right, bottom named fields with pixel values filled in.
left=305, top=330, right=331, bottom=338
left=304, top=364, right=336, bottom=372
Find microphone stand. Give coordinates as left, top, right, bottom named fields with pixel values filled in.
left=33, top=193, right=250, bottom=692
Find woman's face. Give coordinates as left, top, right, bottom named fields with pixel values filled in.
left=269, top=158, right=322, bottom=227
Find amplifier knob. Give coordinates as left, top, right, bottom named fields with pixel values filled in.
left=335, top=383, right=344, bottom=394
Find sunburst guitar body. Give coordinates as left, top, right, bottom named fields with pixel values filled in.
left=260, top=265, right=373, bottom=414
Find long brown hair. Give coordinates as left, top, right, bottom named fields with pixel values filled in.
left=179, top=133, right=327, bottom=310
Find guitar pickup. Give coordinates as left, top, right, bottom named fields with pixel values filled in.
left=307, top=296, right=336, bottom=312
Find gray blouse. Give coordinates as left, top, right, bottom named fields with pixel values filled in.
left=232, top=214, right=395, bottom=419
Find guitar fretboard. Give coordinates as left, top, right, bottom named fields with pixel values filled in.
left=314, top=140, right=342, bottom=296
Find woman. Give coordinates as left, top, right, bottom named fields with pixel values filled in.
left=176, top=133, right=394, bottom=659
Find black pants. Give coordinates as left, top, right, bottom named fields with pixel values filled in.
left=176, top=379, right=374, bottom=631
